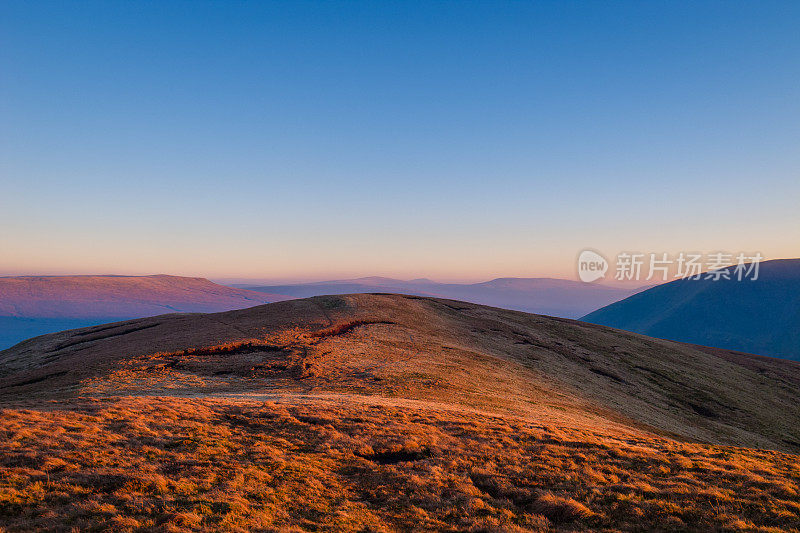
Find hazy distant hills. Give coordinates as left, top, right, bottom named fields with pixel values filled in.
left=0, top=275, right=288, bottom=349
left=238, top=276, right=644, bottom=318
left=0, top=274, right=643, bottom=350
left=582, top=259, right=800, bottom=360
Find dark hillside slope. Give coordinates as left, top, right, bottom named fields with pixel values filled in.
left=582, top=259, right=800, bottom=360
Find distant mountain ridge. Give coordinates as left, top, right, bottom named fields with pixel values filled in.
left=0, top=275, right=289, bottom=348
left=582, top=258, right=800, bottom=360
left=238, top=276, right=645, bottom=319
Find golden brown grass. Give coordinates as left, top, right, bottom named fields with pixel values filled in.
left=2, top=396, right=800, bottom=532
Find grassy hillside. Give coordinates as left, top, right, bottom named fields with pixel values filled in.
left=1, top=294, right=799, bottom=531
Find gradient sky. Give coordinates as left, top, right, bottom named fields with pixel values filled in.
left=2, top=1, right=798, bottom=282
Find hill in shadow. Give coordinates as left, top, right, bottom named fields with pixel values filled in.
left=582, top=258, right=800, bottom=360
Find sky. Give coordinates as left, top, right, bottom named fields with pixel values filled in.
left=1, top=1, right=798, bottom=282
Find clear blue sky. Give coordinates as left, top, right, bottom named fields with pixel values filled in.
left=2, top=1, right=798, bottom=281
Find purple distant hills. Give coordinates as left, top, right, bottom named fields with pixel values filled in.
left=0, top=275, right=290, bottom=349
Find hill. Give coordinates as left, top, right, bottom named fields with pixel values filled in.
left=1, top=294, right=799, bottom=531
left=0, top=275, right=288, bottom=349
left=582, top=258, right=800, bottom=360
left=239, top=276, right=643, bottom=318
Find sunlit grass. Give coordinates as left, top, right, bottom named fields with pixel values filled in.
left=1, top=397, right=799, bottom=531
